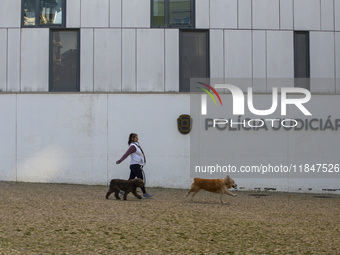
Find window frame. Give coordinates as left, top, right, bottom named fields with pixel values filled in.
left=151, top=0, right=195, bottom=28
left=49, top=29, right=80, bottom=92
left=21, top=0, right=66, bottom=28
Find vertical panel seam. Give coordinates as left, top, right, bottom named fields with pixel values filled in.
left=106, top=94, right=109, bottom=185
left=6, top=29, right=8, bottom=92
left=93, top=29, right=95, bottom=92
left=279, top=0, right=281, bottom=29
left=121, top=28, right=123, bottom=91
left=334, top=0, right=337, bottom=92
left=135, top=29, right=138, bottom=92
left=164, top=29, right=166, bottom=92
left=264, top=30, right=267, bottom=90
left=15, top=94, right=18, bottom=182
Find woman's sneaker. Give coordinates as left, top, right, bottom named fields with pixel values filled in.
left=143, top=193, right=153, bottom=199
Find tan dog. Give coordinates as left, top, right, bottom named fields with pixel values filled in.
left=186, top=175, right=237, bottom=204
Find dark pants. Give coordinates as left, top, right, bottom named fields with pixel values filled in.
left=129, top=164, right=146, bottom=194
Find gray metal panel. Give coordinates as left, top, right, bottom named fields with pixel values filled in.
left=195, top=0, right=210, bottom=29
left=335, top=0, right=340, bottom=31
left=310, top=32, right=335, bottom=93
left=122, top=0, right=150, bottom=28
left=252, top=0, right=279, bottom=29
left=267, top=31, right=294, bottom=78
left=0, top=29, right=7, bottom=91
left=80, top=29, right=94, bottom=92
left=93, top=29, right=121, bottom=91
left=266, top=31, right=294, bottom=90
left=7, top=29, right=21, bottom=92
left=110, top=0, right=122, bottom=27
left=137, top=29, right=164, bottom=91
left=238, top=0, right=252, bottom=29
left=210, top=0, right=237, bottom=29
left=66, top=0, right=81, bottom=28
left=122, top=29, right=136, bottom=91
left=210, top=29, right=224, bottom=79
left=252, top=30, right=267, bottom=92
left=294, top=0, right=320, bottom=30
left=321, top=0, right=334, bottom=31
left=280, top=0, right=293, bottom=30
left=165, top=29, right=179, bottom=92
left=224, top=30, right=252, bottom=91
left=336, top=33, right=340, bottom=92
left=21, top=28, right=49, bottom=92
left=81, top=0, right=110, bottom=27
left=0, top=0, right=21, bottom=28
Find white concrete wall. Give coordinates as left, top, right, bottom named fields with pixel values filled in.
left=0, top=94, right=191, bottom=188
left=0, top=95, right=16, bottom=181
left=0, top=93, right=339, bottom=193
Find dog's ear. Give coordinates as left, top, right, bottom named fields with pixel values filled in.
left=227, top=175, right=231, bottom=181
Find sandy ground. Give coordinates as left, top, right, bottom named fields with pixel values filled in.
left=1, top=181, right=340, bottom=254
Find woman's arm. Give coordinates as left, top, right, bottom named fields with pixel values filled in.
left=116, top=145, right=136, bottom=164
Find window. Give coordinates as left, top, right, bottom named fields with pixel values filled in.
left=22, top=0, right=66, bottom=27
left=180, top=30, right=209, bottom=91
left=50, top=30, right=80, bottom=91
left=152, top=0, right=195, bottom=28
left=294, top=31, right=310, bottom=89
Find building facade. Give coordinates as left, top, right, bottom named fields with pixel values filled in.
left=0, top=0, right=340, bottom=193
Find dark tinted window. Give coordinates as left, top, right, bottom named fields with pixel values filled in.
left=50, top=30, right=80, bottom=91
left=180, top=30, right=209, bottom=91
left=294, top=31, right=310, bottom=89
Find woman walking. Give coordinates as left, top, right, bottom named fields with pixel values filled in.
left=116, top=133, right=152, bottom=198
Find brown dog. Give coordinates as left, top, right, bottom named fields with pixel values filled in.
left=186, top=175, right=237, bottom=204
left=106, top=178, right=144, bottom=200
